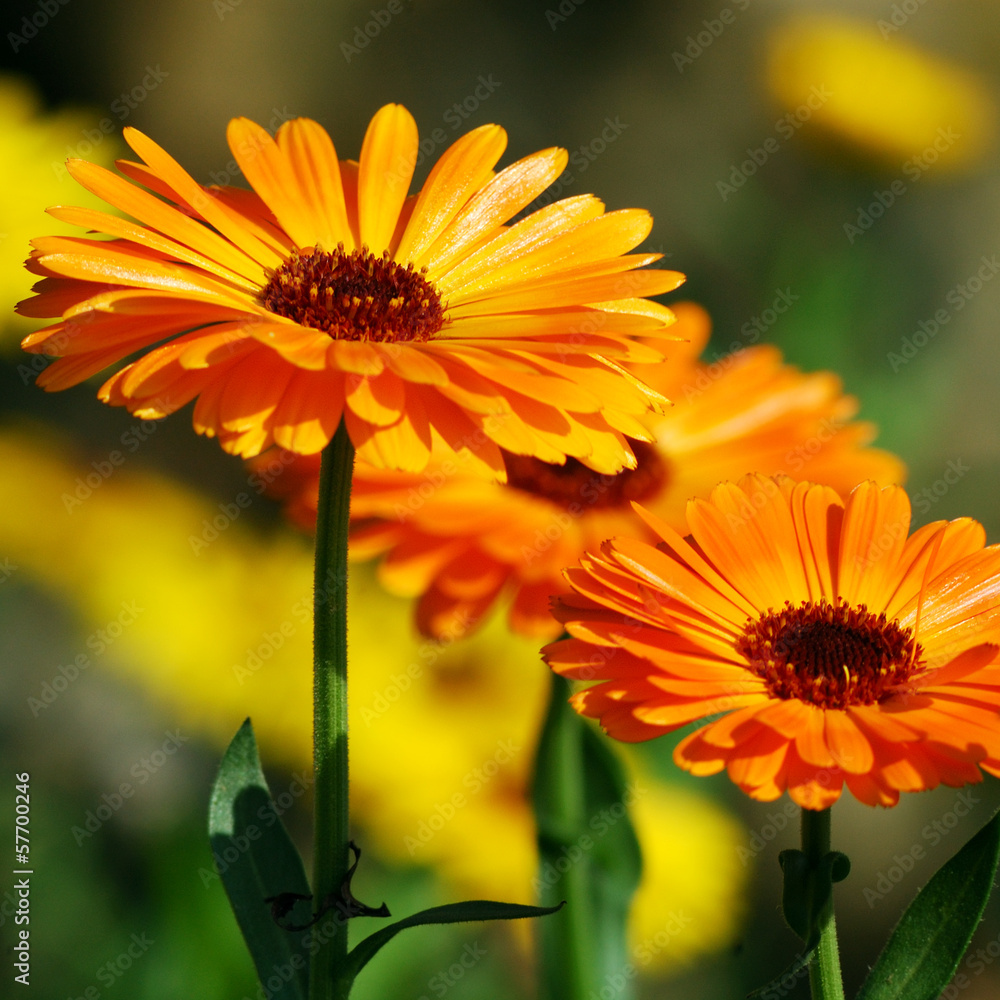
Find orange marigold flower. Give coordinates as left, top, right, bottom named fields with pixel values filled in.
left=19, top=105, right=684, bottom=475
left=544, top=474, right=1000, bottom=809
left=253, top=303, right=904, bottom=639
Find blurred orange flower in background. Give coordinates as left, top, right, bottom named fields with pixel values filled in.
left=546, top=474, right=1000, bottom=809
left=19, top=104, right=683, bottom=475
left=255, top=303, right=904, bottom=638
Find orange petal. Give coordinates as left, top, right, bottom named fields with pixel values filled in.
left=395, top=124, right=507, bottom=264
left=277, top=118, right=353, bottom=251
left=63, top=159, right=265, bottom=284
left=123, top=127, right=283, bottom=268
left=357, top=104, right=419, bottom=253
left=422, top=147, right=568, bottom=274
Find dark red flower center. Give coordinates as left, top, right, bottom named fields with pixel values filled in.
left=737, top=599, right=920, bottom=709
left=503, top=441, right=668, bottom=511
left=260, top=245, right=445, bottom=343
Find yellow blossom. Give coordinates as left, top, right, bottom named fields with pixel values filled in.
left=0, top=76, right=121, bottom=344
left=768, top=15, right=993, bottom=169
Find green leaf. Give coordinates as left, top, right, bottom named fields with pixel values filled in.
left=208, top=719, right=312, bottom=1000
left=339, top=899, right=564, bottom=990
left=531, top=673, right=643, bottom=1000
left=856, top=809, right=1000, bottom=1000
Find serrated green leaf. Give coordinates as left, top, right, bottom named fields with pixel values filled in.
left=208, top=719, right=312, bottom=1000
left=339, top=900, right=564, bottom=991
left=531, top=673, right=643, bottom=1000
left=857, top=809, right=1000, bottom=1000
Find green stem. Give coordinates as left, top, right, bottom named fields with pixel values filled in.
left=802, top=809, right=845, bottom=1000
left=309, top=419, right=356, bottom=1000
left=539, top=674, right=594, bottom=1000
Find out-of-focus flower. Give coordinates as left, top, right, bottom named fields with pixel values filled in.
left=767, top=15, right=994, bottom=169
left=546, top=474, right=1000, bottom=809
left=255, top=303, right=904, bottom=639
left=0, top=426, right=745, bottom=973
left=19, top=104, right=683, bottom=474
left=628, top=782, right=746, bottom=970
left=0, top=76, right=120, bottom=344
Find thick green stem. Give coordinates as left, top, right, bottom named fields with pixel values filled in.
left=534, top=674, right=597, bottom=1000
left=801, top=809, right=845, bottom=1000
left=309, top=420, right=355, bottom=1000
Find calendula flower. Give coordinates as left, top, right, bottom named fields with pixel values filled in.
left=253, top=303, right=904, bottom=638
left=19, top=105, right=683, bottom=476
left=545, top=474, right=1000, bottom=809
left=768, top=15, right=994, bottom=169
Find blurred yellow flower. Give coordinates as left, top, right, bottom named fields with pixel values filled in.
left=767, top=15, right=994, bottom=170
left=0, top=76, right=121, bottom=345
left=0, top=426, right=746, bottom=973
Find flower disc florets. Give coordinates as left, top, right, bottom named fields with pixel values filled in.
left=260, top=244, right=445, bottom=344
left=503, top=441, right=668, bottom=511
left=737, top=598, right=920, bottom=710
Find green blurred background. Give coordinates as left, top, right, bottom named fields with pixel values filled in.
left=3, top=0, right=1000, bottom=998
